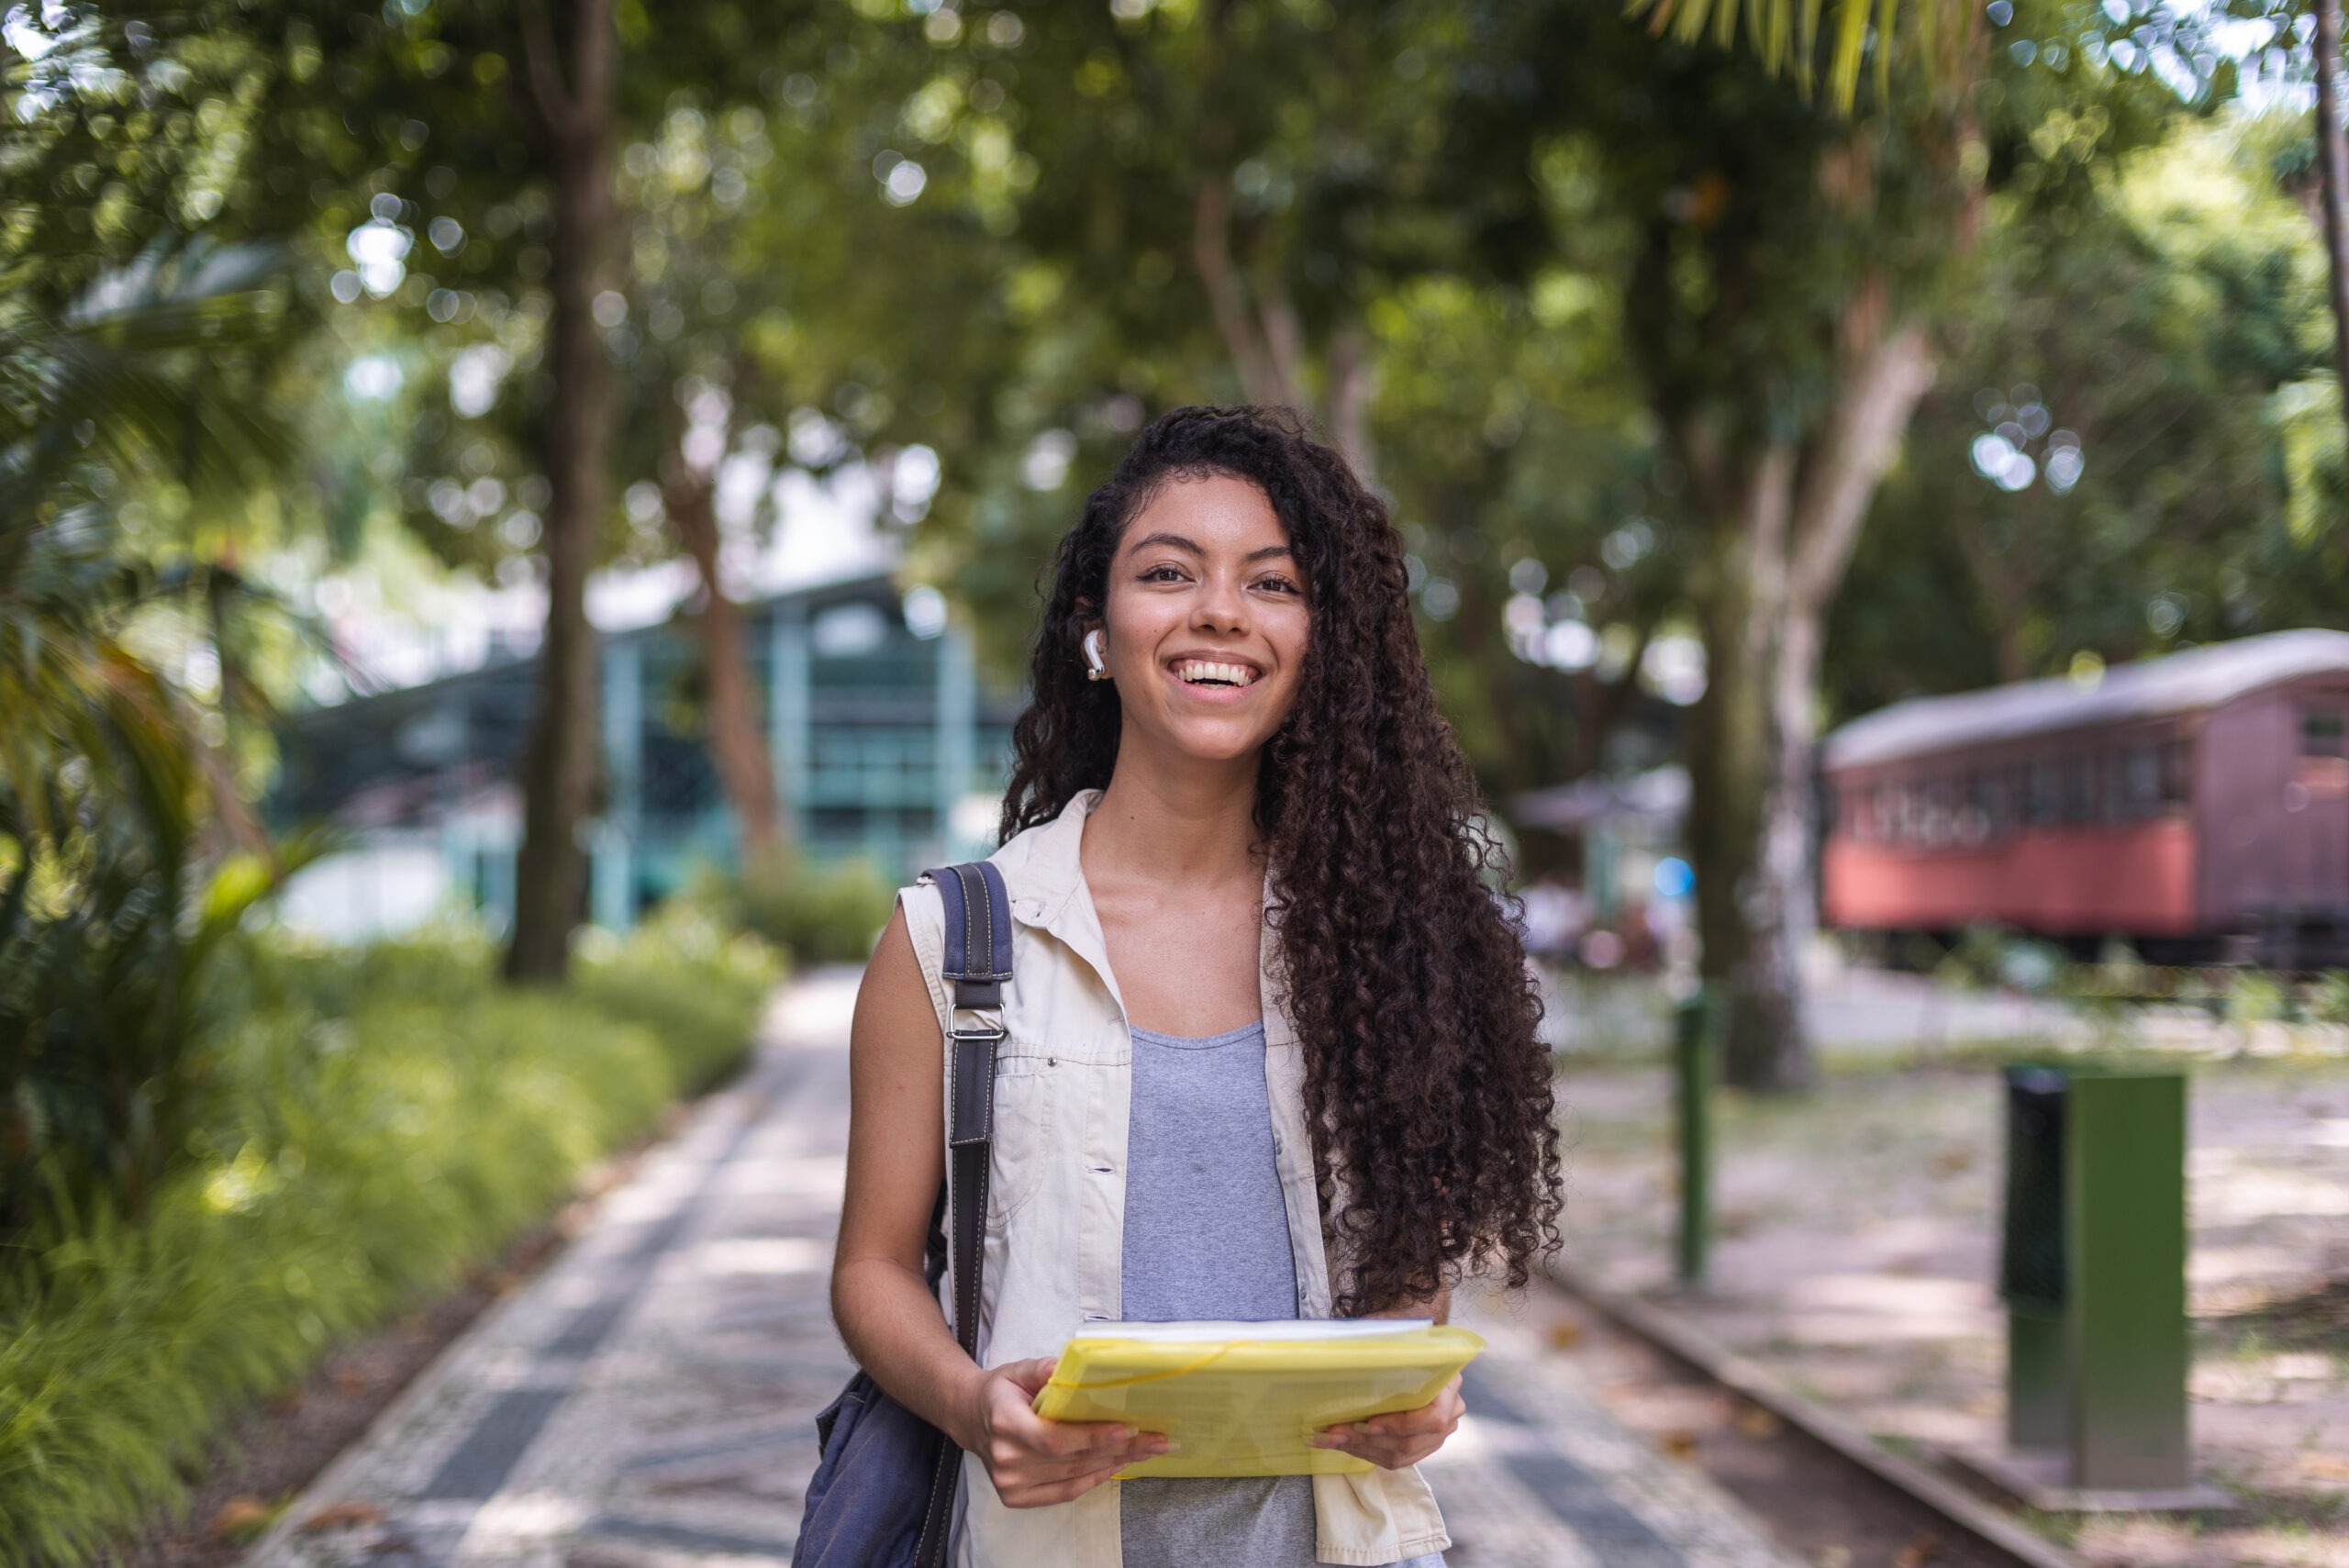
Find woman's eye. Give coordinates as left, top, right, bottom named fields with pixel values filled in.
left=1141, top=565, right=1187, bottom=583
left=1255, top=576, right=1300, bottom=595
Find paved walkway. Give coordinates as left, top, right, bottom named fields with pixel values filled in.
left=247, top=972, right=1799, bottom=1568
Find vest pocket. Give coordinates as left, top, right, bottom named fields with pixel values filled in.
left=985, top=1047, right=1055, bottom=1229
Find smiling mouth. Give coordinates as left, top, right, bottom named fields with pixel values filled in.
left=1174, top=658, right=1261, bottom=688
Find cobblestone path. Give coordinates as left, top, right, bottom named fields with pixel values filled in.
left=248, top=972, right=1799, bottom=1568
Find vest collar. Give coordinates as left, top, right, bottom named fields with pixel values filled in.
left=996, top=789, right=1099, bottom=931
left=995, top=791, right=1126, bottom=1017
left=993, top=788, right=1296, bottom=1046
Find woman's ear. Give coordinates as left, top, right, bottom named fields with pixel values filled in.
left=1072, top=601, right=1106, bottom=673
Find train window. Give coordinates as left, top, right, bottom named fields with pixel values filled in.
left=2100, top=748, right=2143, bottom=822
left=2125, top=746, right=2161, bottom=817
left=2029, top=757, right=2062, bottom=826
left=2303, top=708, right=2346, bottom=758
left=2159, top=740, right=2191, bottom=806
left=2065, top=754, right=2096, bottom=823
left=1957, top=772, right=1992, bottom=844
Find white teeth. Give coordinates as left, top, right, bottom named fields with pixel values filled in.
left=1177, top=660, right=1258, bottom=687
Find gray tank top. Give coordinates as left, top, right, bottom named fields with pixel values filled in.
left=1117, top=1020, right=1443, bottom=1568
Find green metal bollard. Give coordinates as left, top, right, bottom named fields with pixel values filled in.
left=1987, top=1065, right=2198, bottom=1502
left=1675, top=986, right=1720, bottom=1287
left=2068, top=1072, right=2190, bottom=1490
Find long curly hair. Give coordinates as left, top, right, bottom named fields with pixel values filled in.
left=1001, top=406, right=1562, bottom=1315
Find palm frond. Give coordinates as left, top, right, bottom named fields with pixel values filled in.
left=0, top=235, right=295, bottom=511
left=0, top=228, right=303, bottom=1233
left=1628, top=0, right=1976, bottom=110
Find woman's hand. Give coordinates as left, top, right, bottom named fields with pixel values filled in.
left=1308, top=1373, right=1464, bottom=1470
left=966, top=1357, right=1172, bottom=1507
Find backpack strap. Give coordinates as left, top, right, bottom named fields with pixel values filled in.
left=926, top=861, right=1010, bottom=1354
left=914, top=861, right=1011, bottom=1567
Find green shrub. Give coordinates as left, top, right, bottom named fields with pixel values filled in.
left=689, top=851, right=896, bottom=965
left=0, top=839, right=284, bottom=1236
left=574, top=903, right=783, bottom=1093
left=0, top=918, right=779, bottom=1566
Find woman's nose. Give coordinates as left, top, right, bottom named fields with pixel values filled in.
left=1194, top=573, right=1250, bottom=631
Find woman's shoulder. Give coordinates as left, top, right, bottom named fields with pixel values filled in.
left=894, top=875, right=947, bottom=949
left=886, top=879, right=951, bottom=1029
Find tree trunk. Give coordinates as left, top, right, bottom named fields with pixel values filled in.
left=1687, top=444, right=1806, bottom=1089
left=200, top=561, right=273, bottom=862
left=1566, top=619, right=1656, bottom=782
left=1687, top=319, right=1935, bottom=1092
left=505, top=0, right=618, bottom=984
left=1327, top=320, right=1377, bottom=485
left=1763, top=322, right=1938, bottom=1041
left=1194, top=180, right=1294, bottom=409
left=2315, top=0, right=2349, bottom=443
left=665, top=465, right=784, bottom=859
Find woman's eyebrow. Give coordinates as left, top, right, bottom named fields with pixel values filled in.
left=1123, top=531, right=1292, bottom=563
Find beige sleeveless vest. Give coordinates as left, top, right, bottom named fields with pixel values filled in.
left=897, top=791, right=1451, bottom=1567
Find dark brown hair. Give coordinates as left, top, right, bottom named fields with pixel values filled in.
left=1001, top=405, right=1562, bottom=1314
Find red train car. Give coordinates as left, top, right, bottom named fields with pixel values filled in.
left=1820, top=629, right=2349, bottom=965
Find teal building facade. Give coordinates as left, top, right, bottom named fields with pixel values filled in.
left=273, top=573, right=1019, bottom=933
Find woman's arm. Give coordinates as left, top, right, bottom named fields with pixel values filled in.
left=830, top=908, right=1166, bottom=1506
left=1308, top=1286, right=1464, bottom=1470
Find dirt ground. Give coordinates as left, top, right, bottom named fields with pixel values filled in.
left=1553, top=1035, right=2349, bottom=1568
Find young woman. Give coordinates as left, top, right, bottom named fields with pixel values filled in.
left=832, top=406, right=1561, bottom=1567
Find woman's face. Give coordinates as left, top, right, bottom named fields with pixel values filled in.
left=1097, top=474, right=1310, bottom=767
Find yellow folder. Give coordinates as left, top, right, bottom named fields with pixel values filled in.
left=1030, top=1319, right=1484, bottom=1479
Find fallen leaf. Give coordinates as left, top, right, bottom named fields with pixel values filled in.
left=300, top=1501, right=386, bottom=1533
left=1660, top=1430, right=1698, bottom=1461
left=1893, top=1533, right=1941, bottom=1568
left=2303, top=1452, right=2349, bottom=1482
left=208, top=1496, right=276, bottom=1543
left=1544, top=1320, right=1585, bottom=1351
left=1816, top=1549, right=1852, bottom=1568
left=1732, top=1404, right=1782, bottom=1440
left=331, top=1367, right=368, bottom=1396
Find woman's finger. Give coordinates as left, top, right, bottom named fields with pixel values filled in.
left=1004, top=1457, right=1135, bottom=1508
left=1363, top=1378, right=1464, bottom=1435
left=997, top=1356, right=1063, bottom=1396
left=1319, top=1433, right=1442, bottom=1470
left=1030, top=1416, right=1148, bottom=1457
left=1321, top=1376, right=1464, bottom=1445
left=992, top=1436, right=1163, bottom=1482
left=1033, top=1437, right=1167, bottom=1479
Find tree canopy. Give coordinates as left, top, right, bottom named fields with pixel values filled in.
left=5, top=0, right=2338, bottom=1074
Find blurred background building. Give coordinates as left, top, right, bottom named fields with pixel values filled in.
left=269, top=569, right=1018, bottom=940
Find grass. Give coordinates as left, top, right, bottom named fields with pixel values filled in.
left=0, top=906, right=780, bottom=1566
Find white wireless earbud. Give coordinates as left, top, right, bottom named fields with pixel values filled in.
left=1083, top=628, right=1110, bottom=681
